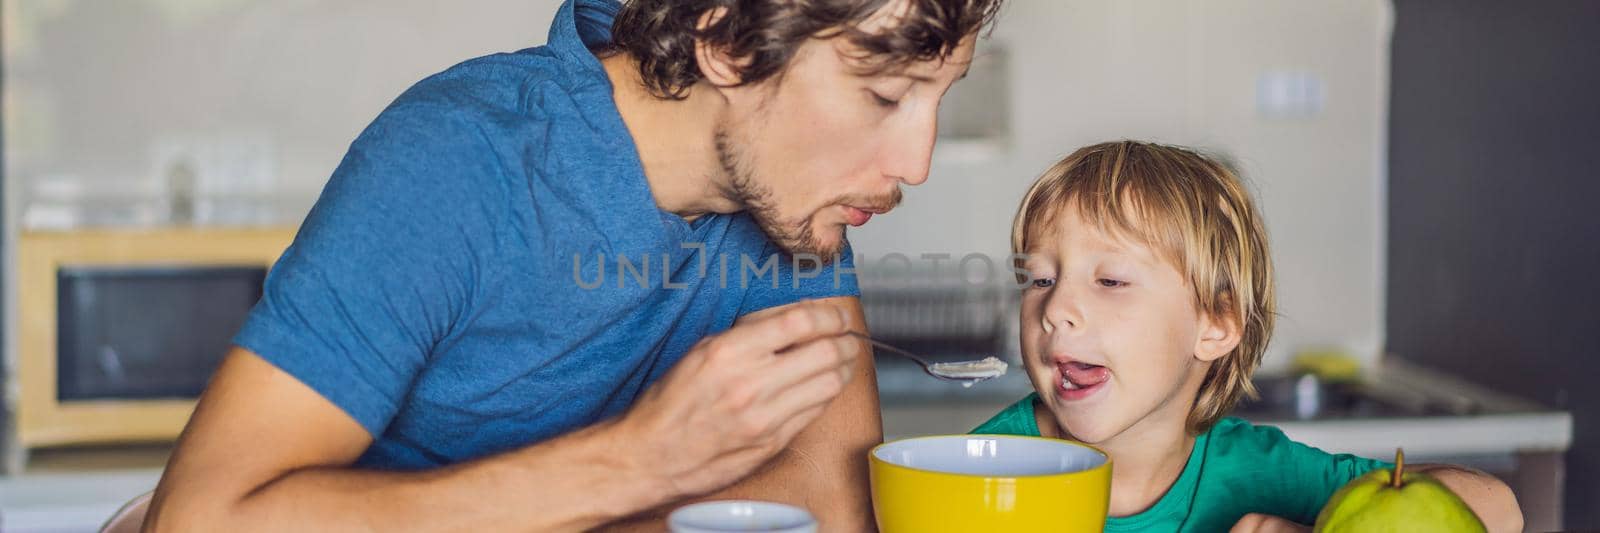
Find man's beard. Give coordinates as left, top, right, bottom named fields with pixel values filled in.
left=714, top=126, right=843, bottom=263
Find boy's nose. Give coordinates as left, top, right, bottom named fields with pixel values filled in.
left=1042, top=315, right=1078, bottom=335
left=1041, top=291, right=1083, bottom=335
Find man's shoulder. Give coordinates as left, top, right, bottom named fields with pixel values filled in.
left=339, top=45, right=625, bottom=205
left=375, top=46, right=606, bottom=138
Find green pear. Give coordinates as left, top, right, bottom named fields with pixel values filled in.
left=1314, top=449, right=1486, bottom=533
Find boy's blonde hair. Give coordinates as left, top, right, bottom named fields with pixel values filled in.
left=1010, top=140, right=1275, bottom=434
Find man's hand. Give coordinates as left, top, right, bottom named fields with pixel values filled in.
left=1231, top=513, right=1311, bottom=533
left=597, top=297, right=881, bottom=532
left=614, top=299, right=862, bottom=500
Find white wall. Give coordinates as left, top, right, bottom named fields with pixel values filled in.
left=3, top=0, right=561, bottom=197
left=3, top=0, right=1394, bottom=372
left=850, top=0, right=1395, bottom=371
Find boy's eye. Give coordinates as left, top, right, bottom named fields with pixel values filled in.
left=1031, top=277, right=1056, bottom=289
left=1097, top=278, right=1127, bottom=288
left=868, top=91, right=901, bottom=108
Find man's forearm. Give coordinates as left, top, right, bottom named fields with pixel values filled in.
left=150, top=420, right=674, bottom=533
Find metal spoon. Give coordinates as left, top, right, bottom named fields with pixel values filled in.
left=847, top=331, right=1008, bottom=385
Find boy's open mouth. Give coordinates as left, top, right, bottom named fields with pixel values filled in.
left=1058, top=361, right=1111, bottom=401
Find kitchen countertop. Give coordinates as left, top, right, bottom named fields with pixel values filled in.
left=1260, top=359, right=1571, bottom=458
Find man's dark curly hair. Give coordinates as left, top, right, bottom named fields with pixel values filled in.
left=608, top=0, right=1004, bottom=99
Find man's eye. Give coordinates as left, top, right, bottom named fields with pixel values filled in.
left=1097, top=278, right=1127, bottom=288
left=869, top=91, right=901, bottom=108
left=1031, top=277, right=1056, bottom=289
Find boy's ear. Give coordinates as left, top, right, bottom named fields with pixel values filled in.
left=1195, top=305, right=1243, bottom=363
left=693, top=7, right=748, bottom=88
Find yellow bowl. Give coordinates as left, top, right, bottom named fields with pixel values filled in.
left=869, top=434, right=1112, bottom=533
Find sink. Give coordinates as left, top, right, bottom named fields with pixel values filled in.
left=1230, top=374, right=1484, bottom=421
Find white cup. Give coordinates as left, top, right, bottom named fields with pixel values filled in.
left=667, top=500, right=818, bottom=533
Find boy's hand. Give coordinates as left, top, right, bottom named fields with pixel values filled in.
left=1412, top=464, right=1523, bottom=533
left=1231, top=513, right=1311, bottom=533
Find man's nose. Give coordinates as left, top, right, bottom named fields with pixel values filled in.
left=882, top=107, right=938, bottom=186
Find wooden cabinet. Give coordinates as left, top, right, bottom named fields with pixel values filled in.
left=7, top=227, right=295, bottom=472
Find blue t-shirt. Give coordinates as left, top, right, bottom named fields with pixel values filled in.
left=234, top=0, right=859, bottom=470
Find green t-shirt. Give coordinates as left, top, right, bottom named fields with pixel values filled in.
left=971, top=393, right=1391, bottom=532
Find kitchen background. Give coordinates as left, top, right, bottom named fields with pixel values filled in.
left=0, top=0, right=1593, bottom=531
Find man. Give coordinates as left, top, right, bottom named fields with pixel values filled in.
left=146, top=0, right=1000, bottom=530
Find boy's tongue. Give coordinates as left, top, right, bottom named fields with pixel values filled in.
left=1062, top=362, right=1110, bottom=387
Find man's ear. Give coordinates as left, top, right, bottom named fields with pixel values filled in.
left=693, top=7, right=746, bottom=88
left=1195, top=306, right=1243, bottom=363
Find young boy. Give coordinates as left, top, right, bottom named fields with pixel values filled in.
left=974, top=141, right=1522, bottom=532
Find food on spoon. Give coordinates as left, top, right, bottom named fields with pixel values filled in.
left=929, top=357, right=1008, bottom=380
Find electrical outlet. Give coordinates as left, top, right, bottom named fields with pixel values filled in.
left=1256, top=70, right=1325, bottom=119
left=149, top=134, right=278, bottom=224
left=149, top=134, right=277, bottom=197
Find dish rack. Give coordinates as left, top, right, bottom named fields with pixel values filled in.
left=859, top=275, right=1014, bottom=361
